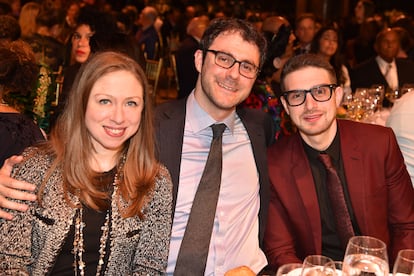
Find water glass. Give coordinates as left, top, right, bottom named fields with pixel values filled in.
left=342, top=236, right=389, bottom=276
left=324, top=261, right=344, bottom=276
left=276, top=263, right=303, bottom=276
left=393, top=249, right=414, bottom=276
left=302, top=255, right=335, bottom=276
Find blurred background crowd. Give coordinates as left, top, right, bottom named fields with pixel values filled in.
left=1, top=0, right=414, bottom=138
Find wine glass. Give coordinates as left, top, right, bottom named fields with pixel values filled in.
left=342, top=236, right=389, bottom=276
left=276, top=263, right=303, bottom=276
left=392, top=249, right=414, bottom=276
left=324, top=261, right=344, bottom=276
left=302, top=255, right=336, bottom=276
left=385, top=89, right=400, bottom=105
left=370, top=84, right=385, bottom=110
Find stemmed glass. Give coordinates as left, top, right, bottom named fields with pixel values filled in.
left=276, top=263, right=303, bottom=276
left=392, top=249, right=414, bottom=276
left=385, top=89, right=400, bottom=105
left=302, top=255, right=336, bottom=276
left=370, top=84, right=385, bottom=111
left=324, top=261, right=344, bottom=276
left=342, top=236, right=389, bottom=276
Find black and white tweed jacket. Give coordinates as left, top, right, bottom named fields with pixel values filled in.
left=0, top=147, right=173, bottom=275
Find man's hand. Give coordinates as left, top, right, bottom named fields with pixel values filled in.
left=225, top=266, right=257, bottom=276
left=0, top=155, right=36, bottom=220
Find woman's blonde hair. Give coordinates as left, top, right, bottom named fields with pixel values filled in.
left=40, top=51, right=157, bottom=218
left=18, top=2, right=40, bottom=37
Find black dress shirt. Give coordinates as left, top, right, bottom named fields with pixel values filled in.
left=302, top=130, right=361, bottom=260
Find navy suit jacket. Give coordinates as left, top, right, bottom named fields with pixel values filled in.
left=154, top=97, right=275, bottom=246
left=264, top=119, right=414, bottom=269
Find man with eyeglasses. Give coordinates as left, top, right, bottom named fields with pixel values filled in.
left=155, top=17, right=275, bottom=275
left=264, top=54, right=414, bottom=270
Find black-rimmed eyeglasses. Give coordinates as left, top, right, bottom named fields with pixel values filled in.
left=282, top=84, right=338, bottom=106
left=205, top=49, right=259, bottom=79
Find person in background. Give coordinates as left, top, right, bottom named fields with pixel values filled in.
left=0, top=51, right=172, bottom=275
left=0, top=40, right=44, bottom=167
left=264, top=54, right=414, bottom=271
left=0, top=14, right=20, bottom=42
left=386, top=90, right=414, bottom=186
left=393, top=26, right=414, bottom=60
left=50, top=9, right=97, bottom=130
left=391, top=16, right=414, bottom=62
left=342, top=0, right=376, bottom=43
left=22, top=6, right=65, bottom=72
left=346, top=17, right=382, bottom=68
left=241, top=15, right=296, bottom=140
left=58, top=0, right=81, bottom=44
left=18, top=2, right=40, bottom=38
left=310, top=26, right=351, bottom=93
left=175, top=15, right=210, bottom=99
left=351, top=27, right=414, bottom=103
left=155, top=18, right=274, bottom=275
left=294, top=13, right=318, bottom=55
left=135, top=6, right=160, bottom=60
left=160, top=5, right=186, bottom=55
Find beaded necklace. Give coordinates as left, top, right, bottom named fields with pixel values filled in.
left=73, top=154, right=125, bottom=276
left=73, top=206, right=110, bottom=276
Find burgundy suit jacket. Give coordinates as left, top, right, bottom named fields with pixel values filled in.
left=264, top=119, right=414, bottom=269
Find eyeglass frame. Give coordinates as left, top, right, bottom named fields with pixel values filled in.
left=282, top=84, right=338, bottom=106
left=205, top=49, right=260, bottom=79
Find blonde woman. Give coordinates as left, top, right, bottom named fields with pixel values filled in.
left=18, top=2, right=40, bottom=38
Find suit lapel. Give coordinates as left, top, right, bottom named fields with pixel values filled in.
left=337, top=120, right=366, bottom=232
left=155, top=99, right=186, bottom=210
left=236, top=108, right=270, bottom=243
left=290, top=136, right=322, bottom=253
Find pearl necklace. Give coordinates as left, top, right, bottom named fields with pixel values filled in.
left=73, top=206, right=110, bottom=276
left=73, top=154, right=125, bottom=276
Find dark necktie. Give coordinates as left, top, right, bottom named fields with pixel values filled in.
left=174, top=123, right=226, bottom=275
left=318, top=153, right=355, bottom=248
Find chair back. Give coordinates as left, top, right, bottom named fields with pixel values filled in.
left=145, top=58, right=163, bottom=101
left=168, top=54, right=179, bottom=91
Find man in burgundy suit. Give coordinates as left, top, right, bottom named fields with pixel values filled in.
left=264, top=54, right=414, bottom=271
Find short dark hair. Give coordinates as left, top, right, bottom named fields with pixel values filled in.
left=199, top=17, right=267, bottom=69
left=295, top=13, right=317, bottom=27
left=0, top=40, right=38, bottom=106
left=0, top=14, right=20, bottom=41
left=35, top=7, right=65, bottom=28
left=280, top=53, right=337, bottom=92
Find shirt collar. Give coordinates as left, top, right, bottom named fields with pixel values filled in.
left=185, top=91, right=236, bottom=134
left=303, top=128, right=341, bottom=164
left=376, top=55, right=396, bottom=71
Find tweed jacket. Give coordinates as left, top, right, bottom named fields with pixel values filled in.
left=0, top=147, right=173, bottom=275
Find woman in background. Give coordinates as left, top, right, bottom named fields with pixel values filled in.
left=0, top=40, right=44, bottom=167
left=18, top=2, right=40, bottom=38
left=311, top=25, right=351, bottom=92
